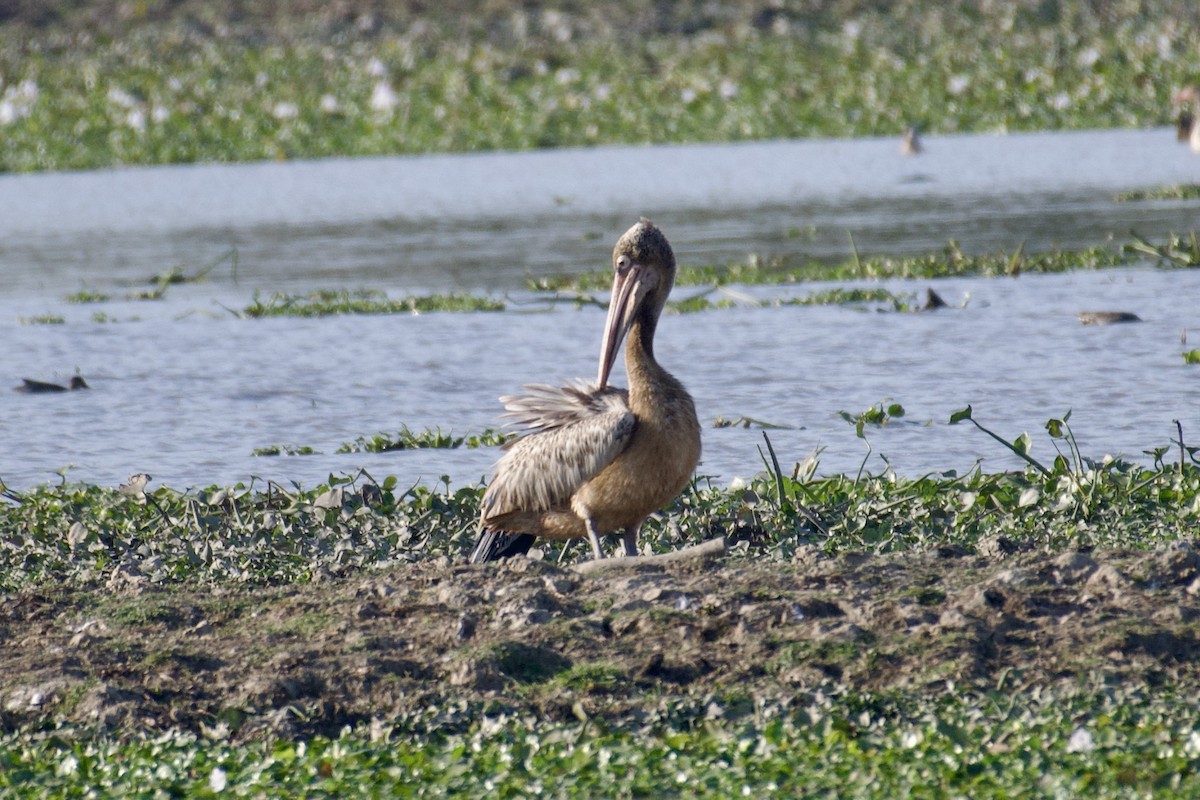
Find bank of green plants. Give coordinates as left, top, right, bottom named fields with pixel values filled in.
left=0, top=1, right=1196, bottom=172
left=2, top=684, right=1199, bottom=798
left=2, top=408, right=1199, bottom=591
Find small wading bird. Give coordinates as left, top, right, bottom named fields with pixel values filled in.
left=470, top=220, right=701, bottom=563
left=1174, top=86, right=1200, bottom=153
left=14, top=376, right=89, bottom=393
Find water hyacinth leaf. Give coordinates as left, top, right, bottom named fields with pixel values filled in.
left=1012, top=433, right=1032, bottom=456
left=949, top=406, right=973, bottom=425
left=1018, top=487, right=1041, bottom=507
left=1046, top=418, right=1065, bottom=438
left=1183, top=350, right=1200, bottom=364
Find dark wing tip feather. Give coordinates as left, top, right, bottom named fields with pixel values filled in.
left=469, top=529, right=536, bottom=563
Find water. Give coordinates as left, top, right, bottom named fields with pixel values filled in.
left=3, top=128, right=1200, bottom=490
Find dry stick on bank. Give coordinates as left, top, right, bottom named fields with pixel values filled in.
left=572, top=536, right=728, bottom=575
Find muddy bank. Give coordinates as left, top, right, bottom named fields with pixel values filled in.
left=3, top=543, right=1200, bottom=741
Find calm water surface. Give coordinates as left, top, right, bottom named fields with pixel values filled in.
left=3, top=128, right=1199, bottom=490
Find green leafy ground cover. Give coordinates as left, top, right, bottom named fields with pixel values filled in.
left=1, top=1, right=1198, bottom=172
left=4, top=685, right=1200, bottom=797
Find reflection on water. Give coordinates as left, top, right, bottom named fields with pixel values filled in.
left=2, top=129, right=1200, bottom=489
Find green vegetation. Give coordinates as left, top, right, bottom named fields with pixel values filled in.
left=0, top=1, right=1197, bottom=172
left=2, top=409, right=1199, bottom=591
left=251, top=444, right=320, bottom=457
left=336, top=426, right=513, bottom=453
left=1115, top=184, right=1200, bottom=202
left=1125, top=231, right=1200, bottom=268
left=3, top=685, right=1200, bottom=798
left=63, top=290, right=110, bottom=304
left=242, top=289, right=505, bottom=317
left=537, top=238, right=1134, bottom=293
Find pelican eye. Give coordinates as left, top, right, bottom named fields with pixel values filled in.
left=616, top=254, right=632, bottom=274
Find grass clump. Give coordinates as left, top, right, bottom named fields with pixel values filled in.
left=1115, top=184, right=1200, bottom=202
left=252, top=444, right=320, bottom=457
left=536, top=237, right=1135, bottom=293
left=63, top=290, right=110, bottom=304
left=337, top=426, right=512, bottom=453
left=242, top=289, right=505, bottom=318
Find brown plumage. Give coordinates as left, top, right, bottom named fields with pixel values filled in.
left=470, top=220, right=701, bottom=562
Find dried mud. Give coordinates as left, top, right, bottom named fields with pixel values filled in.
left=4, top=542, right=1200, bottom=741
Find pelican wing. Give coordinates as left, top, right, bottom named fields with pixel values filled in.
left=481, top=381, right=634, bottom=519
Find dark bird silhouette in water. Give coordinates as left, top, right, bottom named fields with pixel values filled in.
left=14, top=376, right=89, bottom=393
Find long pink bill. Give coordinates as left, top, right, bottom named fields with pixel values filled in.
left=596, top=263, right=642, bottom=389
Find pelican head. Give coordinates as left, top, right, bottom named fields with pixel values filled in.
left=597, top=219, right=676, bottom=389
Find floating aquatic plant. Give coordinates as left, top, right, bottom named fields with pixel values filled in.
left=64, top=290, right=111, bottom=304
left=252, top=444, right=320, bottom=457
left=242, top=289, right=505, bottom=318
left=535, top=238, right=1135, bottom=293
left=337, top=426, right=513, bottom=453
left=1115, top=184, right=1200, bottom=202
left=1125, top=231, right=1200, bottom=268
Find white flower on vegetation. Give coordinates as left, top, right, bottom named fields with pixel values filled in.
left=367, top=57, right=388, bottom=77
left=126, top=108, right=146, bottom=131
left=1050, top=92, right=1071, bottom=111
left=555, top=68, right=580, bottom=85
left=370, top=82, right=398, bottom=112
left=728, top=477, right=749, bottom=491
left=681, top=87, right=698, bottom=103
left=319, top=94, right=340, bottom=113
left=151, top=105, right=170, bottom=123
left=209, top=766, right=227, bottom=791
left=594, top=84, right=611, bottom=101
left=1066, top=726, right=1095, bottom=754
left=719, top=79, right=738, bottom=100
left=947, top=75, right=970, bottom=96
left=1077, top=47, right=1101, bottom=68
left=107, top=87, right=138, bottom=108
left=271, top=101, right=299, bottom=120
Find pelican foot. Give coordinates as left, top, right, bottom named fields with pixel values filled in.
left=621, top=527, right=639, bottom=557
left=585, top=520, right=606, bottom=560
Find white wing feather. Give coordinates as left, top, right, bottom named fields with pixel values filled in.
left=481, top=380, right=634, bottom=518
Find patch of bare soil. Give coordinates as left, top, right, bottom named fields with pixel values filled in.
left=4, top=541, right=1200, bottom=740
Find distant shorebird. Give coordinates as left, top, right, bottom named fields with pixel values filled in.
left=1077, top=311, right=1142, bottom=325
left=1173, top=87, right=1200, bottom=153
left=14, top=376, right=89, bottom=393
left=470, top=220, right=702, bottom=563
left=901, top=125, right=922, bottom=156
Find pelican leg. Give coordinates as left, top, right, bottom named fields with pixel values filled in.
left=585, top=518, right=606, bottom=560
left=621, top=524, right=641, bottom=558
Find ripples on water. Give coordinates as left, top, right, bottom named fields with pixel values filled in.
left=3, top=129, right=1200, bottom=489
